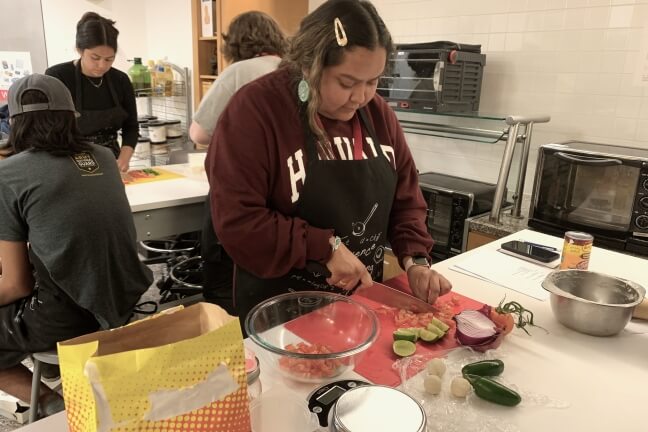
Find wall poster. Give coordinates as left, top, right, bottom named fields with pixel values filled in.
left=0, top=51, right=33, bottom=103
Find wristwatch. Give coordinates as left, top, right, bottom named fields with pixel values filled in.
left=329, top=236, right=342, bottom=253
left=404, top=255, right=430, bottom=272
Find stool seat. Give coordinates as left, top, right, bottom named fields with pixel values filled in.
left=29, top=350, right=60, bottom=423
left=32, top=351, right=59, bottom=365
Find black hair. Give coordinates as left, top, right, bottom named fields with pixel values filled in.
left=8, top=90, right=91, bottom=156
left=76, top=12, right=119, bottom=51
left=282, top=0, right=394, bottom=157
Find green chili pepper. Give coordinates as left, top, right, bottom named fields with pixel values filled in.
left=461, top=359, right=505, bottom=377
left=464, top=374, right=521, bottom=407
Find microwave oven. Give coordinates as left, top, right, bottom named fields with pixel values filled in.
left=528, top=141, right=648, bottom=256
left=419, top=172, right=499, bottom=261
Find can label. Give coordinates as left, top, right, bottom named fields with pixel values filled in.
left=560, top=232, right=593, bottom=270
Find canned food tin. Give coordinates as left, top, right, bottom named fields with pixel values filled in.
left=245, top=347, right=262, bottom=401
left=560, top=231, right=594, bottom=270
left=331, top=385, right=426, bottom=432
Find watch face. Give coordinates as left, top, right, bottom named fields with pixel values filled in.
left=412, top=256, right=429, bottom=266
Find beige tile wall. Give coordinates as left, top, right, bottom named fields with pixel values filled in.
left=370, top=0, right=648, bottom=191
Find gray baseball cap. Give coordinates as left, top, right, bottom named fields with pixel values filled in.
left=8, top=73, right=80, bottom=118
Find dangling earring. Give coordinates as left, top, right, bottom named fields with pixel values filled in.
left=297, top=77, right=310, bottom=102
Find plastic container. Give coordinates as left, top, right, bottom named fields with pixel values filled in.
left=138, top=115, right=157, bottom=122
left=147, top=59, right=159, bottom=95
left=131, top=137, right=151, bottom=168
left=245, top=347, right=262, bottom=401
left=134, top=137, right=151, bottom=157
left=167, top=137, right=184, bottom=153
left=151, top=141, right=169, bottom=166
left=155, top=60, right=174, bottom=96
left=128, top=57, right=151, bottom=96
left=147, top=120, right=167, bottom=144
left=165, top=120, right=183, bottom=138
left=139, top=123, right=149, bottom=138
left=560, top=231, right=594, bottom=270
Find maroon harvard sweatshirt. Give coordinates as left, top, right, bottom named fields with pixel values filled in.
left=206, top=67, right=433, bottom=278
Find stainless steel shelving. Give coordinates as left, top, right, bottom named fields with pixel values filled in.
left=395, top=110, right=551, bottom=224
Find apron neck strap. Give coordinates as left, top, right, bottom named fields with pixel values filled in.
left=350, top=113, right=363, bottom=160
left=74, top=61, right=120, bottom=109
left=304, top=110, right=371, bottom=162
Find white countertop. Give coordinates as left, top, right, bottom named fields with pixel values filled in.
left=126, top=164, right=209, bottom=212
left=17, top=229, right=648, bottom=431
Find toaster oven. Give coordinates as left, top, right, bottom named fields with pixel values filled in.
left=377, top=41, right=486, bottom=112
left=418, top=172, right=499, bottom=261
left=529, top=141, right=648, bottom=256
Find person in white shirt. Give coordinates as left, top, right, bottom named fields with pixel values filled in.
left=190, top=11, right=287, bottom=313
left=189, top=11, right=287, bottom=148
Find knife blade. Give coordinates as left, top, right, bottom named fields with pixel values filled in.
left=355, top=283, right=436, bottom=313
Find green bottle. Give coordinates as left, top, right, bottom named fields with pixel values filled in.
left=128, top=57, right=151, bottom=96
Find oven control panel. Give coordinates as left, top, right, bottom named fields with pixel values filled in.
left=633, top=163, right=648, bottom=233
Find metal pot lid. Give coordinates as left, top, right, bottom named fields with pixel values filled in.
left=331, top=385, right=426, bottom=432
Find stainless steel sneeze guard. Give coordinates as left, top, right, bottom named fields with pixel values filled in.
left=490, top=115, right=551, bottom=223
left=396, top=110, right=551, bottom=225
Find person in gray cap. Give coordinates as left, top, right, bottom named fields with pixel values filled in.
left=0, top=74, right=152, bottom=418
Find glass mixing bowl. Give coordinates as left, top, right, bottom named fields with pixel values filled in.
left=245, top=291, right=378, bottom=383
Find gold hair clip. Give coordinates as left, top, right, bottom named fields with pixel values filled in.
left=334, top=17, right=348, bottom=47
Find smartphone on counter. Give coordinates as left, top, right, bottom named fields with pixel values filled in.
left=499, top=240, right=561, bottom=267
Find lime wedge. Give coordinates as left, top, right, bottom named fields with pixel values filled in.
left=393, top=340, right=417, bottom=357
left=429, top=317, right=450, bottom=332
left=393, top=329, right=419, bottom=343
left=426, top=323, right=446, bottom=338
left=419, top=329, right=439, bottom=342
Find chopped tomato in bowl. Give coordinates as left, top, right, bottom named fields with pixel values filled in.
left=245, top=291, right=379, bottom=383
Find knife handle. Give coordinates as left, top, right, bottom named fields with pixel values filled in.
left=305, top=260, right=332, bottom=278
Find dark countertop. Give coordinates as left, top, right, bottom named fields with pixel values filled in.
left=469, top=196, right=531, bottom=238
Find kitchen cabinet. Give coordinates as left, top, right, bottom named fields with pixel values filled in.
left=466, top=230, right=498, bottom=251
left=190, top=0, right=308, bottom=108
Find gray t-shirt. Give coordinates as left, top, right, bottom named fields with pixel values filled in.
left=193, top=56, right=281, bottom=137
left=0, top=145, right=152, bottom=328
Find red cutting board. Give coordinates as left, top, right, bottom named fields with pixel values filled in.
left=285, top=274, right=484, bottom=386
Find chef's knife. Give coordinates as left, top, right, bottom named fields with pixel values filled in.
left=355, top=283, right=436, bottom=313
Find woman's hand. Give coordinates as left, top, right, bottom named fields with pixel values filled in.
left=116, top=157, right=130, bottom=172
left=324, top=242, right=373, bottom=291
left=407, top=265, right=452, bottom=304
left=117, top=146, right=134, bottom=172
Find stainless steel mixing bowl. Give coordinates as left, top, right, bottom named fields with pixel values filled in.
left=542, top=270, right=646, bottom=336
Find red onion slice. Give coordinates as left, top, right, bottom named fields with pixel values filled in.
left=454, top=309, right=500, bottom=349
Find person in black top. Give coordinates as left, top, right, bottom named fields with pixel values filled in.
left=46, top=12, right=137, bottom=172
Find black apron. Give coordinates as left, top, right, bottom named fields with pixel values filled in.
left=74, top=62, right=128, bottom=158
left=234, top=108, right=398, bottom=321
left=201, top=195, right=235, bottom=315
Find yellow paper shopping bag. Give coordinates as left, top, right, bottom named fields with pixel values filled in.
left=58, top=303, right=250, bottom=432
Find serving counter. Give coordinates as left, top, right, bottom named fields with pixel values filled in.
left=125, top=164, right=209, bottom=241
left=17, top=230, right=648, bottom=431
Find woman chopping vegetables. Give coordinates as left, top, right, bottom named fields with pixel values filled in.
left=46, top=12, right=137, bottom=172
left=206, top=0, right=453, bottom=320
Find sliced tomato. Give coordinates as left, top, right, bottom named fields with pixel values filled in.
left=280, top=342, right=344, bottom=379
left=489, top=310, right=515, bottom=335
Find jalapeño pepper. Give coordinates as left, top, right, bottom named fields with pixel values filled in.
left=461, top=359, right=505, bottom=377
left=464, top=374, right=521, bottom=407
